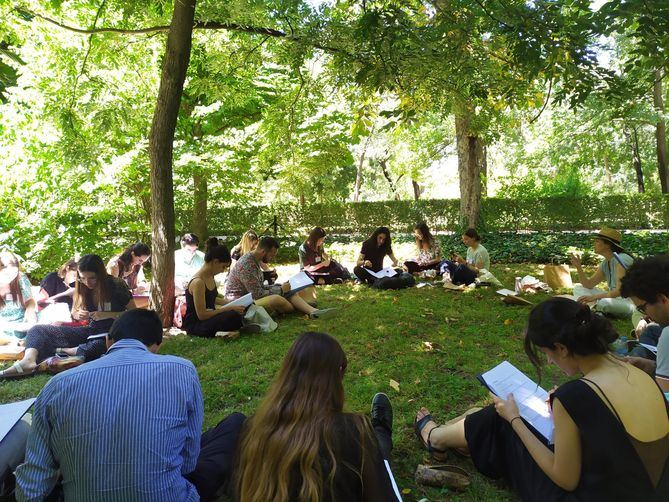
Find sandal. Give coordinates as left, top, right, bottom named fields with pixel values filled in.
left=414, top=413, right=448, bottom=462
left=0, top=361, right=36, bottom=379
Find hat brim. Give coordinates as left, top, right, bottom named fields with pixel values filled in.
left=595, top=234, right=626, bottom=254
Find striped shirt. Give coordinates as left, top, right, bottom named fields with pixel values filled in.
left=15, top=339, right=204, bottom=502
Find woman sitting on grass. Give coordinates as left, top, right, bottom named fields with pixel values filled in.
left=298, top=227, right=350, bottom=284
left=353, top=227, right=399, bottom=284
left=231, top=229, right=278, bottom=284
left=415, top=297, right=669, bottom=500
left=183, top=243, right=249, bottom=338
left=0, top=254, right=135, bottom=378
left=236, top=332, right=401, bottom=502
left=440, top=228, right=488, bottom=286
left=0, top=251, right=36, bottom=342
left=37, top=259, right=78, bottom=310
left=404, top=222, right=442, bottom=274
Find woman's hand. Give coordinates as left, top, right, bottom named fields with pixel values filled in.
left=363, top=260, right=372, bottom=268
left=490, top=392, right=521, bottom=423
left=281, top=282, right=291, bottom=294
left=569, top=254, right=581, bottom=268
left=221, top=305, right=246, bottom=315
left=72, top=309, right=90, bottom=321
left=454, top=255, right=465, bottom=264
left=89, top=311, right=111, bottom=321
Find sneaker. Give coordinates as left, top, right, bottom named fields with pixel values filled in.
left=215, top=331, right=240, bottom=340
left=308, top=308, right=338, bottom=320
left=371, top=392, right=393, bottom=434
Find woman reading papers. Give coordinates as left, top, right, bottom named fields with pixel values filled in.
left=353, top=227, right=399, bottom=285
left=415, top=297, right=669, bottom=500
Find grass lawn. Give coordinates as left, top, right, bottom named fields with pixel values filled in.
left=0, top=263, right=630, bottom=501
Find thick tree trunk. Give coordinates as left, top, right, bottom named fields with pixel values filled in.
left=625, top=125, right=645, bottom=193
left=653, top=71, right=668, bottom=193
left=412, top=179, right=421, bottom=200
left=148, top=0, right=196, bottom=326
left=192, top=171, right=207, bottom=239
left=455, top=114, right=485, bottom=228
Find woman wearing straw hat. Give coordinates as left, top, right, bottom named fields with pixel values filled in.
left=570, top=227, right=635, bottom=318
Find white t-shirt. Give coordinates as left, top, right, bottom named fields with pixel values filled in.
left=467, top=244, right=490, bottom=271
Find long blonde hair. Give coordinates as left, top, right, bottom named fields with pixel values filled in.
left=236, top=332, right=372, bottom=502
left=237, top=230, right=258, bottom=256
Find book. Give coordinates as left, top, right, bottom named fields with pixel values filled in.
left=0, top=398, right=36, bottom=443
left=478, top=360, right=554, bottom=443
left=364, top=267, right=398, bottom=279
left=226, top=293, right=253, bottom=309
left=287, top=271, right=314, bottom=293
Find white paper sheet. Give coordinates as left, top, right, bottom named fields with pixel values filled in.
left=496, top=288, right=517, bottom=296
left=364, top=267, right=397, bottom=279
left=226, top=293, right=253, bottom=309
left=480, top=361, right=554, bottom=443
left=288, top=271, right=314, bottom=292
left=0, top=398, right=36, bottom=444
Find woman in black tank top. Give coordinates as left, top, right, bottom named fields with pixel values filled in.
left=183, top=243, right=245, bottom=338
left=415, top=298, right=669, bottom=501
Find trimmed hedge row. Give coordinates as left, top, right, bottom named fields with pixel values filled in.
left=206, top=194, right=669, bottom=236
left=216, top=230, right=668, bottom=266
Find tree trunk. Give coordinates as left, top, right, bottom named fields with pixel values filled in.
left=412, top=179, right=421, bottom=200
left=192, top=171, right=207, bottom=240
left=379, top=158, right=400, bottom=200
left=148, top=0, right=197, bottom=327
left=603, top=152, right=613, bottom=185
left=625, top=125, right=645, bottom=193
left=354, top=130, right=374, bottom=202
left=653, top=70, right=669, bottom=193
left=455, top=114, right=485, bottom=228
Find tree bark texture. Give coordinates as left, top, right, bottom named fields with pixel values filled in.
left=653, top=71, right=668, bottom=193
left=192, top=171, right=208, bottom=240
left=455, top=114, right=486, bottom=228
left=625, top=125, right=645, bottom=193
left=149, top=0, right=197, bottom=326
left=354, top=130, right=374, bottom=202
left=412, top=179, right=421, bottom=200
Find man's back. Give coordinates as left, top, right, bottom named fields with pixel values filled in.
left=16, top=339, right=203, bottom=502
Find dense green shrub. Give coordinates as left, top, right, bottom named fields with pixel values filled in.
left=207, top=194, right=669, bottom=237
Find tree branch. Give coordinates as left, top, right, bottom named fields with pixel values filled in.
left=17, top=8, right=349, bottom=55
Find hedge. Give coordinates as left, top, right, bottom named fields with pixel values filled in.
left=206, top=194, right=669, bottom=237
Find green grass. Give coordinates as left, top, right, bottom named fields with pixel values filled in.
left=0, top=263, right=631, bottom=501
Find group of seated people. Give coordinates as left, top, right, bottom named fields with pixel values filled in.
left=1, top=223, right=669, bottom=499
left=2, top=251, right=668, bottom=500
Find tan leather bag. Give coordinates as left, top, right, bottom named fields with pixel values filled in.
left=543, top=263, right=573, bottom=290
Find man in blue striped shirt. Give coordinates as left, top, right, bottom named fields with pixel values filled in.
left=15, top=309, right=245, bottom=501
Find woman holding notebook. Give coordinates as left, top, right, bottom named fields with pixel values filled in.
left=183, top=241, right=248, bottom=338
left=353, top=227, right=399, bottom=284
left=415, top=297, right=669, bottom=500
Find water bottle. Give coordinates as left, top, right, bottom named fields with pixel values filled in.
left=612, top=336, right=628, bottom=355
left=514, top=277, right=522, bottom=294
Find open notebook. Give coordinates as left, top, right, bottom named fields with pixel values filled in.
left=478, top=360, right=554, bottom=443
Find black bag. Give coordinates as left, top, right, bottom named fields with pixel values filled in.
left=372, top=272, right=416, bottom=290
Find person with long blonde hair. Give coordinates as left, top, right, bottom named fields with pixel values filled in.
left=0, top=251, right=37, bottom=341
left=236, top=332, right=401, bottom=502
left=231, top=229, right=278, bottom=283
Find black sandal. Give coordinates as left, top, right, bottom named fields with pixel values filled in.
left=414, top=413, right=448, bottom=461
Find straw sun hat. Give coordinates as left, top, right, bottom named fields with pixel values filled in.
left=594, top=227, right=626, bottom=253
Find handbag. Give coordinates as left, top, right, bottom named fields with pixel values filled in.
left=244, top=305, right=278, bottom=333
left=543, top=262, right=573, bottom=290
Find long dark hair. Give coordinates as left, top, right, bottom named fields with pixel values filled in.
left=414, top=222, right=435, bottom=249
left=0, top=251, right=24, bottom=309
left=118, top=242, right=150, bottom=274
left=524, top=298, right=618, bottom=379
left=306, top=227, right=327, bottom=251
left=237, top=332, right=373, bottom=502
left=73, top=254, right=112, bottom=312
left=364, top=226, right=393, bottom=255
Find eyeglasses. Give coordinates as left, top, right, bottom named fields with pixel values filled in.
left=636, top=301, right=650, bottom=314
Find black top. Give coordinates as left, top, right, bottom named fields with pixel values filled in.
left=360, top=240, right=390, bottom=272
left=40, top=272, right=74, bottom=309
left=298, top=242, right=324, bottom=270
left=553, top=378, right=669, bottom=500
left=80, top=276, right=132, bottom=330
left=182, top=278, right=217, bottom=329
left=287, top=414, right=399, bottom=502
